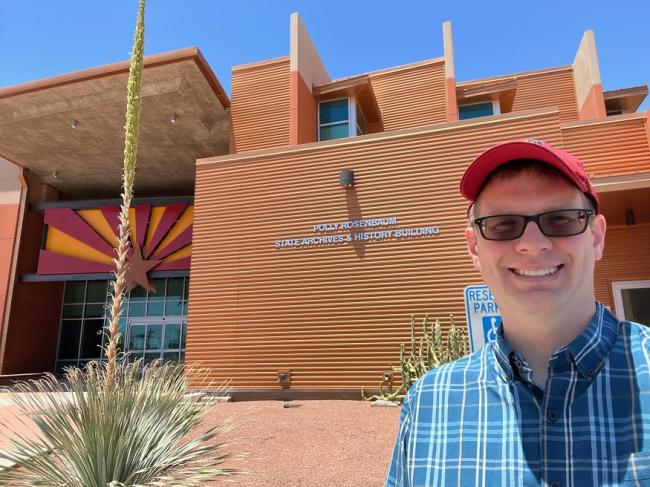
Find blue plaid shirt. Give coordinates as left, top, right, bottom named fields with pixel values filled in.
left=385, top=303, right=650, bottom=486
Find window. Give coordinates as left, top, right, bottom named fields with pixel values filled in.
left=458, top=100, right=500, bottom=120
left=318, top=98, right=367, bottom=141
left=356, top=103, right=367, bottom=136
left=55, top=278, right=189, bottom=373
left=612, top=280, right=650, bottom=324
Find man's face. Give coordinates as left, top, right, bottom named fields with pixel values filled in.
left=465, top=171, right=606, bottom=316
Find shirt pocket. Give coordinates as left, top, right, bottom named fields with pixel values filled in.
left=620, top=452, right=650, bottom=484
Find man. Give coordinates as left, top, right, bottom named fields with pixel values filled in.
left=385, top=140, right=650, bottom=487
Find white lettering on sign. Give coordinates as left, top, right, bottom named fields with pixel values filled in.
left=464, top=284, right=502, bottom=352
left=275, top=216, right=442, bottom=249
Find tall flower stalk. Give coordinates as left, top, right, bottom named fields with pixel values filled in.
left=0, top=2, right=243, bottom=483
left=105, top=0, right=145, bottom=386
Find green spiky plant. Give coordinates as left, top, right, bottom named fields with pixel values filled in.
left=362, top=314, right=469, bottom=404
left=0, top=362, right=239, bottom=485
left=0, top=1, right=241, bottom=484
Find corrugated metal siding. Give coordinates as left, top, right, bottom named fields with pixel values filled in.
left=231, top=58, right=290, bottom=152
left=459, top=68, right=579, bottom=123
left=370, top=62, right=447, bottom=132
left=562, top=116, right=650, bottom=177
left=511, top=69, right=578, bottom=123
left=595, top=225, right=650, bottom=310
left=190, top=110, right=563, bottom=389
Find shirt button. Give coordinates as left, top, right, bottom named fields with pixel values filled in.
left=547, top=410, right=558, bottom=422
left=586, top=368, right=595, bottom=377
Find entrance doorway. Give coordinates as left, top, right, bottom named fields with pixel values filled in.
left=126, top=318, right=186, bottom=363
left=612, top=280, right=650, bottom=325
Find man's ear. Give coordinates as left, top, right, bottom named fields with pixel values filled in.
left=591, top=213, right=607, bottom=261
left=465, top=226, right=481, bottom=271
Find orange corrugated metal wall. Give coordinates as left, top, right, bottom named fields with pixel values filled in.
left=189, top=110, right=564, bottom=390
left=595, top=225, right=650, bottom=310
left=511, top=69, right=578, bottom=123
left=231, top=58, right=291, bottom=153
left=369, top=61, right=447, bottom=132
left=562, top=115, right=650, bottom=176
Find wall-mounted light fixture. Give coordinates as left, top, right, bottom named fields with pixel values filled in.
left=339, top=169, right=355, bottom=189
left=69, top=119, right=78, bottom=129
left=277, top=370, right=291, bottom=389
left=382, top=370, right=394, bottom=384
left=170, top=113, right=177, bottom=124
left=626, top=208, right=636, bottom=226
left=43, top=171, right=64, bottom=184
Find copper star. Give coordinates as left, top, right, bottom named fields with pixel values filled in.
left=124, top=244, right=161, bottom=293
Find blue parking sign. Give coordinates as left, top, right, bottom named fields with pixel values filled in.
left=464, top=285, right=502, bottom=352
left=482, top=315, right=502, bottom=343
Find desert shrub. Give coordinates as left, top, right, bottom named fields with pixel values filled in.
left=362, top=314, right=469, bottom=403
left=0, top=360, right=239, bottom=486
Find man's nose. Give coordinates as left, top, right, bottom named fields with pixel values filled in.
left=514, top=219, right=552, bottom=253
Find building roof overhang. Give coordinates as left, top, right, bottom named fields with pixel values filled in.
left=0, top=48, right=231, bottom=198
left=313, top=75, right=382, bottom=125
left=603, top=85, right=648, bottom=113
left=456, top=78, right=517, bottom=113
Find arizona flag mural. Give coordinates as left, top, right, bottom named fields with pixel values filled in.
left=38, top=203, right=192, bottom=291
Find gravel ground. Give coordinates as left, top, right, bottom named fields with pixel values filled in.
left=200, top=400, right=401, bottom=487
left=0, top=396, right=401, bottom=486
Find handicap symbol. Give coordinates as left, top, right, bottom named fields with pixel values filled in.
left=481, top=315, right=501, bottom=342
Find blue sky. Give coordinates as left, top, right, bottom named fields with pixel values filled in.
left=1, top=1, right=648, bottom=110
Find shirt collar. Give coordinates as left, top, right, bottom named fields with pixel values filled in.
left=565, top=302, right=620, bottom=379
left=491, top=302, right=621, bottom=383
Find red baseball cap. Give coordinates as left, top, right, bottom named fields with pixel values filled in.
left=460, top=139, right=600, bottom=213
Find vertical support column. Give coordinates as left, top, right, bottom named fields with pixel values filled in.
left=289, top=13, right=330, bottom=145
left=443, top=21, right=458, bottom=122
left=573, top=30, right=606, bottom=120
left=645, top=109, right=650, bottom=154
left=0, top=158, right=25, bottom=374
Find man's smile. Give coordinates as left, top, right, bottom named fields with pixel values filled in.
left=509, top=264, right=563, bottom=277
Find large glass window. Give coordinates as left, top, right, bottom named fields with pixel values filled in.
left=318, top=98, right=367, bottom=141
left=319, top=99, right=349, bottom=141
left=458, top=101, right=495, bottom=120
left=55, top=277, right=189, bottom=373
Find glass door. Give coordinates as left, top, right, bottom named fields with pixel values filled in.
left=612, top=280, right=650, bottom=325
left=126, top=318, right=186, bottom=363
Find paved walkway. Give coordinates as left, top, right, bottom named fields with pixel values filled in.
left=0, top=393, right=42, bottom=461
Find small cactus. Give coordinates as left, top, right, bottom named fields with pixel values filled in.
left=362, top=314, right=469, bottom=404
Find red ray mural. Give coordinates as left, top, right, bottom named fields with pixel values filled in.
left=38, top=204, right=192, bottom=290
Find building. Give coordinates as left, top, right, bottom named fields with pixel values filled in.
left=0, top=16, right=648, bottom=398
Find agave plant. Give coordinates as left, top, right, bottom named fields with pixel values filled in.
left=0, top=0, right=242, bottom=484
left=0, top=361, right=239, bottom=486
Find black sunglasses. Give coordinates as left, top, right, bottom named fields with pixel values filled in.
left=474, top=209, right=595, bottom=241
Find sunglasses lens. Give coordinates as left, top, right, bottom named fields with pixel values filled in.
left=481, top=216, right=525, bottom=240
left=539, top=210, right=588, bottom=237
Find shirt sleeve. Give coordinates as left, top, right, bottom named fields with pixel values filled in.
left=384, top=395, right=413, bottom=487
